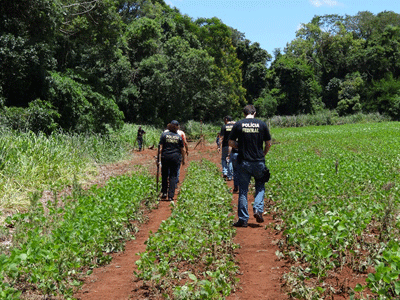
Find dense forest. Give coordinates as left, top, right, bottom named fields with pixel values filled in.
left=1, top=0, right=399, bottom=133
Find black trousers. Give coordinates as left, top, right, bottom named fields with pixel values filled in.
left=161, top=158, right=180, bottom=199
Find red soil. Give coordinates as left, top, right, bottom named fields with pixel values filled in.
left=73, top=142, right=367, bottom=300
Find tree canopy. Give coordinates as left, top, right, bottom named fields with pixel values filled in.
left=265, top=11, right=400, bottom=119
left=1, top=2, right=400, bottom=133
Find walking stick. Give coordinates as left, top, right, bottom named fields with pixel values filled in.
left=156, top=144, right=160, bottom=193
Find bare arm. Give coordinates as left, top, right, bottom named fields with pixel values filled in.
left=184, top=142, right=189, bottom=155
left=263, top=140, right=272, bottom=156
left=228, top=140, right=238, bottom=149
left=181, top=148, right=186, bottom=165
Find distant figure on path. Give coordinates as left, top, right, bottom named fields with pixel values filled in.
left=137, top=126, right=146, bottom=151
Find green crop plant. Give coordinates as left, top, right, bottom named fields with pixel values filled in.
left=0, top=171, right=156, bottom=298
left=135, top=160, right=238, bottom=299
left=265, top=122, right=400, bottom=298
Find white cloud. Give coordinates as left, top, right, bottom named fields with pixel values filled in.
left=310, top=0, right=339, bottom=7
left=167, top=0, right=184, bottom=7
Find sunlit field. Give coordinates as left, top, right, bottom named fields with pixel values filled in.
left=0, top=124, right=161, bottom=212
left=267, top=122, right=400, bottom=298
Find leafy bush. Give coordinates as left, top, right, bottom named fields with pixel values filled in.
left=26, top=99, right=60, bottom=134
left=0, top=107, right=28, bottom=131
left=47, top=71, right=124, bottom=134
left=254, top=89, right=278, bottom=118
left=0, top=100, right=59, bottom=134
left=366, top=74, right=400, bottom=120
left=136, top=160, right=238, bottom=299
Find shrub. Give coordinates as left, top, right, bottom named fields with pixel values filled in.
left=47, top=71, right=124, bottom=134
left=26, top=99, right=60, bottom=134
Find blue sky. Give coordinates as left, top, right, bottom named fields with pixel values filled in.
left=166, top=0, right=400, bottom=57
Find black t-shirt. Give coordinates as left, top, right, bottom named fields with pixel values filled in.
left=159, top=131, right=183, bottom=162
left=220, top=122, right=235, bottom=147
left=137, top=129, right=145, bottom=139
left=229, top=118, right=271, bottom=162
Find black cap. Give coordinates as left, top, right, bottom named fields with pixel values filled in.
left=171, top=120, right=179, bottom=125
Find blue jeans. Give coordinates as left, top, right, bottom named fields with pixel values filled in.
left=230, top=152, right=239, bottom=188
left=221, top=146, right=233, bottom=179
left=237, top=160, right=266, bottom=222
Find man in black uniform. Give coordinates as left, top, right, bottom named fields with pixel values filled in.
left=137, top=126, right=146, bottom=151
left=219, top=116, right=235, bottom=180
left=159, top=120, right=185, bottom=201
left=229, top=105, right=272, bottom=227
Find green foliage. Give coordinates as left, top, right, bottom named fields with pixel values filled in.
left=233, top=36, right=272, bottom=103
left=47, top=71, right=124, bottom=133
left=269, top=11, right=400, bottom=118
left=0, top=127, right=151, bottom=210
left=0, top=171, right=157, bottom=298
left=26, top=99, right=60, bottom=134
left=254, top=89, right=278, bottom=118
left=2, top=0, right=400, bottom=133
left=267, top=122, right=400, bottom=298
left=366, top=74, right=400, bottom=120
left=268, top=111, right=390, bottom=128
left=0, top=100, right=60, bottom=134
left=117, top=123, right=162, bottom=149
left=184, top=120, right=220, bottom=142
left=136, top=36, right=222, bottom=125
left=0, top=0, right=59, bottom=107
left=136, top=160, right=238, bottom=299
left=0, top=107, right=29, bottom=131
left=125, top=17, right=162, bottom=63
left=271, top=54, right=322, bottom=115
left=336, top=72, right=364, bottom=116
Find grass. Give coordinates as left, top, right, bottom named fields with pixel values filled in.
left=265, top=111, right=391, bottom=128
left=0, top=125, right=162, bottom=213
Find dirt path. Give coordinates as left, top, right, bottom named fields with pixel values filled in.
left=224, top=179, right=289, bottom=300
left=74, top=142, right=289, bottom=300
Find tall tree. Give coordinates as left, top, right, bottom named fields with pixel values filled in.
left=232, top=32, right=271, bottom=103
left=0, top=0, right=61, bottom=106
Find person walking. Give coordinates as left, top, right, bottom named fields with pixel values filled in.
left=159, top=120, right=185, bottom=201
left=219, top=116, right=235, bottom=180
left=227, top=145, right=239, bottom=193
left=176, top=124, right=188, bottom=183
left=163, top=122, right=188, bottom=184
left=137, top=126, right=146, bottom=151
left=229, top=105, right=272, bottom=227
left=216, top=134, right=221, bottom=152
